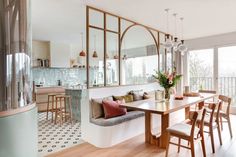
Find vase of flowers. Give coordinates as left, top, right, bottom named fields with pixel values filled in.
left=153, top=69, right=182, bottom=100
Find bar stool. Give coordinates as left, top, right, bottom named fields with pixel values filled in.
left=54, top=95, right=73, bottom=126
left=46, top=93, right=63, bottom=122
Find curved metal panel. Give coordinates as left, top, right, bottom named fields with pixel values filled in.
left=0, top=0, right=32, bottom=111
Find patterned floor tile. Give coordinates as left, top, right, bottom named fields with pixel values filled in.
left=38, top=112, right=83, bottom=157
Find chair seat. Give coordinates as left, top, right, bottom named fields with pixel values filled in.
left=167, top=123, right=199, bottom=137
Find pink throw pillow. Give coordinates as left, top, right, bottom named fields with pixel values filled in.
left=102, top=100, right=127, bottom=119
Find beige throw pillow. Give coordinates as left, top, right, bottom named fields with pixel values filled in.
left=91, top=96, right=113, bottom=119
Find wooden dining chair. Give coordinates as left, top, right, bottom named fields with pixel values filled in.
left=188, top=90, right=217, bottom=111
left=218, top=95, right=233, bottom=138
left=165, top=109, right=207, bottom=157
left=197, top=102, right=222, bottom=153
left=198, top=90, right=217, bottom=108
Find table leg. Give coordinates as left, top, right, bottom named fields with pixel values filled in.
left=159, top=113, right=169, bottom=148
left=145, top=112, right=158, bottom=145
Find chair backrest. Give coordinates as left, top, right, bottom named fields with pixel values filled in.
left=206, top=103, right=216, bottom=124
left=218, top=95, right=231, bottom=115
left=190, top=112, right=199, bottom=137
left=215, top=100, right=223, bottom=122
left=198, top=90, right=216, bottom=94
left=199, top=109, right=207, bottom=134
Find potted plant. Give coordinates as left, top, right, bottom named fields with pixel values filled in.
left=153, top=69, right=182, bottom=100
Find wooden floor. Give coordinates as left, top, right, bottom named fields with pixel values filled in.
left=47, top=116, right=236, bottom=157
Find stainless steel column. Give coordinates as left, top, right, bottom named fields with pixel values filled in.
left=0, top=0, right=32, bottom=111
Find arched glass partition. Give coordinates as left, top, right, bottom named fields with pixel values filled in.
left=120, top=25, right=158, bottom=85
left=86, top=6, right=173, bottom=88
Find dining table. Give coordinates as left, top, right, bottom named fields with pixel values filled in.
left=120, top=93, right=217, bottom=149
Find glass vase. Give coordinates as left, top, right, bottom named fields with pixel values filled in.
left=165, top=88, right=170, bottom=100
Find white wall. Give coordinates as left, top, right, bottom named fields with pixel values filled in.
left=88, top=82, right=160, bottom=99
left=186, top=31, right=236, bottom=51
left=50, top=42, right=71, bottom=67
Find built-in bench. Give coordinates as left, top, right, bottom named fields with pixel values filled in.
left=81, top=83, right=161, bottom=148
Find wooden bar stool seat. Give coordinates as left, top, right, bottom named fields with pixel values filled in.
left=54, top=95, right=73, bottom=126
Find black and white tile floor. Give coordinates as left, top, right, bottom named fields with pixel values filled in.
left=38, top=112, right=83, bottom=157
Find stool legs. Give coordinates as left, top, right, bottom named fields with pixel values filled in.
left=46, top=95, right=50, bottom=120
left=54, top=95, right=73, bottom=126
left=55, top=97, right=58, bottom=125
left=68, top=97, right=73, bottom=125
left=51, top=96, right=54, bottom=122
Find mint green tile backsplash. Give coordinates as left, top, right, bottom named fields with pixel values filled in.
left=32, top=68, right=86, bottom=86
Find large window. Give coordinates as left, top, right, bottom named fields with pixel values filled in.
left=218, top=46, right=236, bottom=105
left=188, top=46, right=236, bottom=106
left=189, top=49, right=214, bottom=91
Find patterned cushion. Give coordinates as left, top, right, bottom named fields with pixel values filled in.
left=102, top=100, right=127, bottom=119
left=91, top=96, right=113, bottom=119
left=113, top=94, right=134, bottom=103
left=143, top=92, right=151, bottom=99
left=129, top=90, right=143, bottom=101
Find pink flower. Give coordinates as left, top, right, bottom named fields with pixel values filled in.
left=168, top=74, right=173, bottom=81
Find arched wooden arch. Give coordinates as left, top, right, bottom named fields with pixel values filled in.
left=120, top=24, right=159, bottom=57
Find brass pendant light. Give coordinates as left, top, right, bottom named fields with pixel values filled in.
left=113, top=39, right=118, bottom=59
left=92, top=35, right=98, bottom=58
left=79, top=32, right=86, bottom=57
left=92, top=51, right=98, bottom=58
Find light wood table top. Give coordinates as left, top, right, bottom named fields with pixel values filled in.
left=121, top=93, right=217, bottom=115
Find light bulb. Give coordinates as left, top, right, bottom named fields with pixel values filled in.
left=173, top=37, right=180, bottom=52
left=163, top=34, right=173, bottom=50
left=178, top=40, right=187, bottom=52
left=178, top=44, right=187, bottom=52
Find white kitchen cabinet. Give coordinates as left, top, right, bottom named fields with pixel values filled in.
left=50, top=42, right=71, bottom=68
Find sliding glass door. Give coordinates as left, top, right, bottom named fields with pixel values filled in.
left=218, top=46, right=236, bottom=106
left=188, top=49, right=214, bottom=92
left=188, top=46, right=236, bottom=106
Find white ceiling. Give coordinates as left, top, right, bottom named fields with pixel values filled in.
left=32, top=0, right=236, bottom=43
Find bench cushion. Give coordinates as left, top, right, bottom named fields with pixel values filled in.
left=90, top=111, right=145, bottom=126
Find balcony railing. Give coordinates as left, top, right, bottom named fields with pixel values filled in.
left=190, top=77, right=236, bottom=105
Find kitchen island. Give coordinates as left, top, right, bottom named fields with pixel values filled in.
left=65, top=88, right=88, bottom=122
